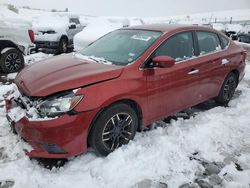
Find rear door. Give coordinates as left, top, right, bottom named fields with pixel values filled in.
left=193, top=31, right=230, bottom=100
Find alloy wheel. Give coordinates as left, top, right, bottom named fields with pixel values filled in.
left=223, top=76, right=237, bottom=101
left=102, top=113, right=133, bottom=150
left=5, top=53, right=22, bottom=72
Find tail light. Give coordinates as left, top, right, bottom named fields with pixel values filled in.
left=28, top=30, right=35, bottom=43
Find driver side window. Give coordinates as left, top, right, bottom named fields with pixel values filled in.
left=153, top=31, right=194, bottom=62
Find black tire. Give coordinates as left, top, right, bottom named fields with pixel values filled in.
left=215, top=72, right=238, bottom=105
left=88, top=103, right=138, bottom=156
left=58, top=37, right=68, bottom=54
left=0, top=48, right=24, bottom=73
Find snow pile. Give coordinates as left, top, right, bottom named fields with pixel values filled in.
left=24, top=52, right=53, bottom=65
left=0, top=5, right=31, bottom=29
left=0, top=5, right=33, bottom=53
left=73, top=18, right=123, bottom=51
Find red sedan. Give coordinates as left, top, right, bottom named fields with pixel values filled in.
left=6, top=24, right=247, bottom=158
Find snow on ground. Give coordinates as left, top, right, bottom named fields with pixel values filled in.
left=24, top=52, right=52, bottom=65
left=0, top=56, right=250, bottom=187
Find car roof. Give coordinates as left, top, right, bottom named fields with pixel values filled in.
left=126, top=23, right=213, bottom=33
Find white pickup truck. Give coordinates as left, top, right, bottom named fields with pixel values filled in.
left=33, top=15, right=84, bottom=54
left=0, top=6, right=34, bottom=73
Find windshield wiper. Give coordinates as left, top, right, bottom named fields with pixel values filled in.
left=88, top=57, right=99, bottom=63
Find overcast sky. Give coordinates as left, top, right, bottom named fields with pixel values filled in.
left=1, top=0, right=250, bottom=17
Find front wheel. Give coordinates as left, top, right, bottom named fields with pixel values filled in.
left=88, top=103, right=138, bottom=156
left=215, top=72, right=237, bottom=105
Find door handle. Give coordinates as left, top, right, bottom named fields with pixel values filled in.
left=188, top=69, right=199, bottom=75
left=221, top=59, right=229, bottom=65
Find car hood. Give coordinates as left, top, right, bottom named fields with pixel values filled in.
left=15, top=54, right=124, bottom=97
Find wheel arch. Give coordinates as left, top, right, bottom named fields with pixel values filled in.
left=0, top=40, right=23, bottom=54
left=230, top=69, right=240, bottom=86
left=60, top=35, right=68, bottom=42
left=87, top=98, right=143, bottom=146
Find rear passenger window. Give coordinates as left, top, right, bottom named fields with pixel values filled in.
left=197, top=31, right=221, bottom=55
left=220, top=35, right=230, bottom=49
left=154, top=32, right=194, bottom=62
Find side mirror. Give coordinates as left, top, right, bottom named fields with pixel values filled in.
left=69, top=23, right=76, bottom=29
left=152, top=56, right=175, bottom=68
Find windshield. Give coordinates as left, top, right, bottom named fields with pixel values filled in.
left=79, top=29, right=162, bottom=66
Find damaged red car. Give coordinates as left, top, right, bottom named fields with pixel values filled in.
left=6, top=24, right=247, bottom=158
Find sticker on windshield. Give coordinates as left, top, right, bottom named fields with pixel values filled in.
left=131, top=35, right=152, bottom=41
left=128, top=53, right=135, bottom=57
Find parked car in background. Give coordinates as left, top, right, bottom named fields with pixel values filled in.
left=34, top=15, right=84, bottom=54
left=0, top=6, right=34, bottom=73
left=238, top=25, right=250, bottom=44
left=224, top=24, right=242, bottom=40
left=6, top=24, right=246, bottom=158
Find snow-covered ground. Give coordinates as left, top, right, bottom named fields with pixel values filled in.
left=0, top=51, right=250, bottom=187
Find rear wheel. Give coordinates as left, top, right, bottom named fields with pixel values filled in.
left=88, top=103, right=138, bottom=156
left=0, top=48, right=24, bottom=73
left=215, top=72, right=237, bottom=105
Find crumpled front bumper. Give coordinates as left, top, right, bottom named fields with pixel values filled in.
left=5, top=98, right=96, bottom=158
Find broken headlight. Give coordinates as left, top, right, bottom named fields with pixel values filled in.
left=37, top=92, right=83, bottom=117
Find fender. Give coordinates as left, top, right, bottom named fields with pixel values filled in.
left=74, top=76, right=147, bottom=118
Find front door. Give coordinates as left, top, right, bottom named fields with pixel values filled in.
left=144, top=31, right=202, bottom=122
